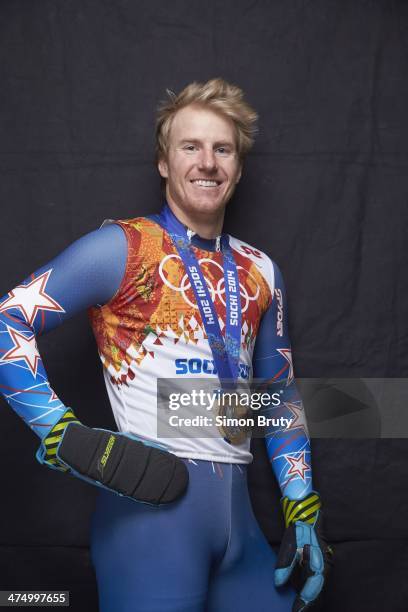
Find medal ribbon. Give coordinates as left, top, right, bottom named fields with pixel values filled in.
left=151, top=204, right=242, bottom=387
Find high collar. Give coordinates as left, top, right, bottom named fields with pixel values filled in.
left=186, top=227, right=222, bottom=252
left=162, top=203, right=224, bottom=252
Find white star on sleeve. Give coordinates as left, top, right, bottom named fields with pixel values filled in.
left=285, top=451, right=310, bottom=482
left=1, top=326, right=41, bottom=377
left=0, top=269, right=65, bottom=326
left=277, top=348, right=294, bottom=386
left=284, top=401, right=309, bottom=437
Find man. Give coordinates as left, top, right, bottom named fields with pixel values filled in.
left=0, top=78, right=330, bottom=611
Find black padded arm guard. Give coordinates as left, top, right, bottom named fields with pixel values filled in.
left=37, top=410, right=188, bottom=505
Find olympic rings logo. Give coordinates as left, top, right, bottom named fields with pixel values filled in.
left=159, top=254, right=260, bottom=312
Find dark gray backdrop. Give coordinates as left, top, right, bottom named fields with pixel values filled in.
left=1, top=1, right=408, bottom=611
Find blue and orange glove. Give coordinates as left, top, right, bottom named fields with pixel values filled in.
left=275, top=492, right=333, bottom=611
left=36, top=407, right=189, bottom=505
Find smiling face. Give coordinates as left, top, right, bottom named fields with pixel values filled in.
left=158, top=104, right=242, bottom=234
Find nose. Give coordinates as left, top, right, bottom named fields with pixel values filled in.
left=197, top=147, right=217, bottom=172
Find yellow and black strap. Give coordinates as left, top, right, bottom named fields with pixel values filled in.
left=281, top=491, right=322, bottom=528
left=42, top=408, right=80, bottom=470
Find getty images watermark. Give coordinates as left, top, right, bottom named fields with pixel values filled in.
left=167, top=388, right=293, bottom=429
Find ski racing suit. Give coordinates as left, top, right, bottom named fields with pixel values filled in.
left=0, top=207, right=325, bottom=612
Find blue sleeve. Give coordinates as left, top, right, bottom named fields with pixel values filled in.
left=253, top=261, right=313, bottom=501
left=0, top=222, right=127, bottom=440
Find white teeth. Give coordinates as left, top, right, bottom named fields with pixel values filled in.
left=192, top=179, right=219, bottom=187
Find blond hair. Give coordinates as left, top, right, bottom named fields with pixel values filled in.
left=156, top=78, right=258, bottom=162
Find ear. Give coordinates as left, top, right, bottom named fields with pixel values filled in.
left=236, top=163, right=242, bottom=184
left=158, top=157, right=169, bottom=179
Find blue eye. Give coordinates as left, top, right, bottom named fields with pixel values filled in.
left=216, top=147, right=231, bottom=155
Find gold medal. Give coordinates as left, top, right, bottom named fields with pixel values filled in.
left=215, top=392, right=252, bottom=445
